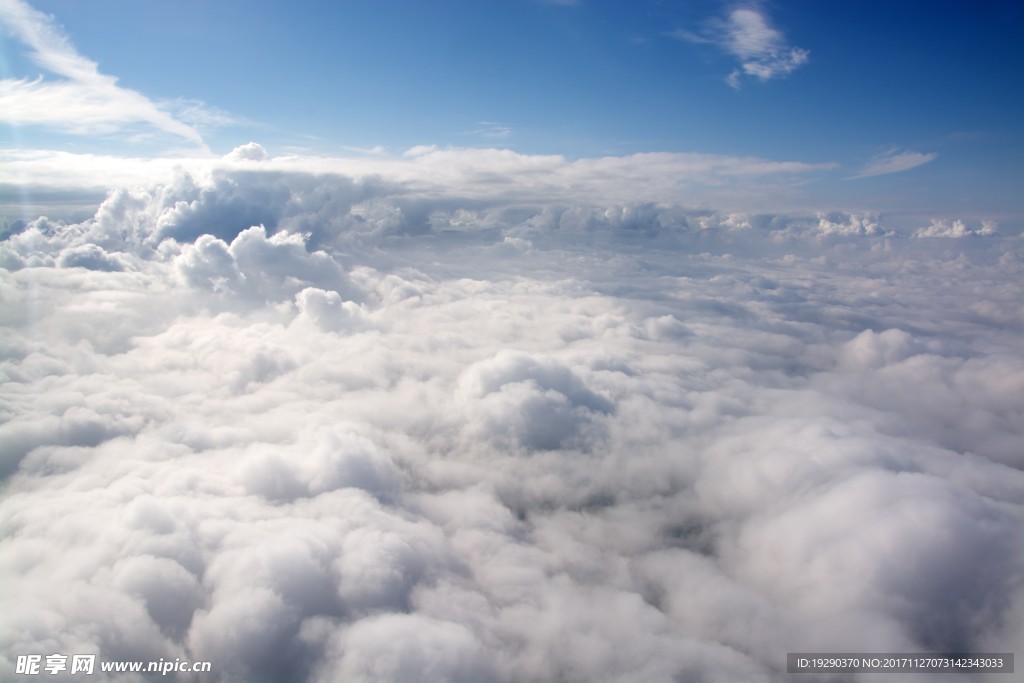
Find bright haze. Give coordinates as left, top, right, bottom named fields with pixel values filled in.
left=1, top=1, right=1022, bottom=682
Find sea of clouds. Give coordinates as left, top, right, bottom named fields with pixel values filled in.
left=1, top=145, right=1022, bottom=682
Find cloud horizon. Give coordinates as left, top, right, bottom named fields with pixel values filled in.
left=3, top=157, right=1022, bottom=682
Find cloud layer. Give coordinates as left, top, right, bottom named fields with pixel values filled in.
left=1, top=161, right=1022, bottom=682
left=1, top=143, right=844, bottom=227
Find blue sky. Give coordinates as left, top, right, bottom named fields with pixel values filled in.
left=1, top=0, right=1022, bottom=225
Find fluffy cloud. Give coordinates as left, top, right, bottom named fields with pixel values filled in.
left=673, top=5, right=809, bottom=88
left=457, top=351, right=614, bottom=452
left=224, top=142, right=269, bottom=162
left=1, top=163, right=1022, bottom=682
left=174, top=225, right=360, bottom=304
left=912, top=218, right=999, bottom=238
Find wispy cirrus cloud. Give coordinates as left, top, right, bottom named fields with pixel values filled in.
left=0, top=0, right=209, bottom=149
left=467, top=121, right=513, bottom=140
left=852, top=149, right=938, bottom=179
left=162, top=97, right=240, bottom=132
left=672, top=4, right=809, bottom=89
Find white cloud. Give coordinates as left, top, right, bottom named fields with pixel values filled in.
left=467, top=121, right=513, bottom=140
left=1, top=162, right=1022, bottom=682
left=912, top=218, right=998, bottom=238
left=812, top=212, right=885, bottom=237
left=0, top=146, right=837, bottom=223
left=340, top=144, right=388, bottom=157
left=457, top=351, right=614, bottom=452
left=0, top=0, right=208, bottom=148
left=174, top=225, right=360, bottom=304
left=673, top=4, right=809, bottom=88
left=852, top=149, right=938, bottom=179
left=163, top=97, right=239, bottom=131
left=224, top=142, right=270, bottom=162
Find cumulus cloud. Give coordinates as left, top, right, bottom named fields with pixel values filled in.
left=852, top=149, right=938, bottom=179
left=223, top=142, right=269, bottom=162
left=2, top=161, right=1022, bottom=682
left=174, top=225, right=360, bottom=304
left=912, top=218, right=998, bottom=238
left=457, top=351, right=614, bottom=452
left=0, top=0, right=208, bottom=147
left=673, top=4, right=809, bottom=88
